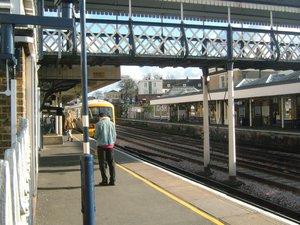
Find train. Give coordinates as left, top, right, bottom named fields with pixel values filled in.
left=65, top=99, right=115, bottom=137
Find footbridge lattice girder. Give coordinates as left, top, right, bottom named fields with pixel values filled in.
left=40, top=19, right=300, bottom=70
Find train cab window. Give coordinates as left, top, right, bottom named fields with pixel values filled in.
left=89, top=106, right=114, bottom=123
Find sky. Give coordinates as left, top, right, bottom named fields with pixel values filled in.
left=93, top=66, right=203, bottom=93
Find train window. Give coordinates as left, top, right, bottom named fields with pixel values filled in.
left=89, top=106, right=114, bottom=123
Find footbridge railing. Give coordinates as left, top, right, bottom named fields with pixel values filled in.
left=41, top=18, right=300, bottom=69
left=0, top=118, right=36, bottom=225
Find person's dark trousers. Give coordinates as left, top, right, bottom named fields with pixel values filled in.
left=97, top=146, right=115, bottom=184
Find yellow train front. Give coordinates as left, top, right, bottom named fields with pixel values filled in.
left=65, top=99, right=115, bottom=137
left=87, top=99, right=115, bottom=137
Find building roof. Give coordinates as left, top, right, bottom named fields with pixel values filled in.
left=151, top=70, right=300, bottom=105
left=163, top=78, right=201, bottom=89
left=162, top=86, right=200, bottom=97
left=280, top=70, right=300, bottom=81
left=106, top=90, right=119, bottom=93
left=236, top=71, right=300, bottom=88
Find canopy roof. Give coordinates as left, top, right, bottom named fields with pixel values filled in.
left=44, top=0, right=300, bottom=27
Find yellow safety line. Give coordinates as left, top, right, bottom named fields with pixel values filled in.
left=117, top=163, right=224, bottom=225
left=90, top=144, right=223, bottom=225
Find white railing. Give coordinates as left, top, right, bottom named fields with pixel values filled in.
left=0, top=118, right=36, bottom=225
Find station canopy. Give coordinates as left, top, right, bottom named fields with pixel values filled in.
left=44, top=0, right=300, bottom=27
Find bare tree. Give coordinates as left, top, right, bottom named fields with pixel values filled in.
left=143, top=72, right=162, bottom=80
left=118, top=77, right=137, bottom=103
left=165, top=73, right=175, bottom=79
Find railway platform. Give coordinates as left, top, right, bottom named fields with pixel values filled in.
left=35, top=135, right=296, bottom=225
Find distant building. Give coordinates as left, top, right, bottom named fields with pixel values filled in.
left=104, top=90, right=121, bottom=103
left=163, top=77, right=201, bottom=93
left=137, top=79, right=163, bottom=104
left=138, top=79, right=163, bottom=95
left=151, top=70, right=300, bottom=129
left=137, top=77, right=201, bottom=104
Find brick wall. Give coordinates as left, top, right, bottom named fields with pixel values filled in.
left=0, top=48, right=26, bottom=158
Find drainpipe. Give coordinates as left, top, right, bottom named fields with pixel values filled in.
left=0, top=24, right=13, bottom=96
left=0, top=60, right=11, bottom=96
left=11, top=67, right=17, bottom=147
left=1, top=24, right=16, bottom=147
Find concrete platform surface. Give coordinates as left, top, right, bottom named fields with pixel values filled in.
left=36, top=135, right=295, bottom=225
left=36, top=139, right=214, bottom=225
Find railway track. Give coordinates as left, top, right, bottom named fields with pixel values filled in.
left=115, top=125, right=300, bottom=221
left=117, top=126, right=300, bottom=191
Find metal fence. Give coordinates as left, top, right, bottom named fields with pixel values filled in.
left=0, top=118, right=36, bottom=225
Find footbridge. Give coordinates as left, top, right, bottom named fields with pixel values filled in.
left=40, top=14, right=300, bottom=70
left=1, top=1, right=300, bottom=102
left=37, top=0, right=300, bottom=101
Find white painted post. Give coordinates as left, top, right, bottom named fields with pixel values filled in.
left=16, top=140, right=29, bottom=216
left=4, top=149, right=21, bottom=225
left=281, top=97, right=284, bottom=128
left=11, top=79, right=17, bottom=148
left=202, top=71, right=210, bottom=172
left=227, top=64, right=236, bottom=179
left=180, top=3, right=184, bottom=22
left=58, top=92, right=63, bottom=135
left=0, top=160, right=13, bottom=225
left=216, top=101, right=220, bottom=124
left=58, top=5, right=62, bottom=59
left=129, top=0, right=132, bottom=19
left=249, top=99, right=252, bottom=127
left=55, top=96, right=59, bottom=135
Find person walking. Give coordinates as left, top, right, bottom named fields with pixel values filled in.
left=94, top=113, right=117, bottom=186
left=64, top=111, right=76, bottom=142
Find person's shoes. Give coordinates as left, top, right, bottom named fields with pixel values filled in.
left=99, top=180, right=108, bottom=186
left=108, top=181, right=115, bottom=186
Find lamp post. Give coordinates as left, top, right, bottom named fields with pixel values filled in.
left=79, top=0, right=95, bottom=224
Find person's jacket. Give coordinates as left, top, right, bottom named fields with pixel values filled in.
left=64, top=117, right=76, bottom=129
left=94, top=117, right=116, bottom=146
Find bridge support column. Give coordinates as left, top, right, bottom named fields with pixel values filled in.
left=202, top=68, right=211, bottom=174
left=227, top=62, right=236, bottom=180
